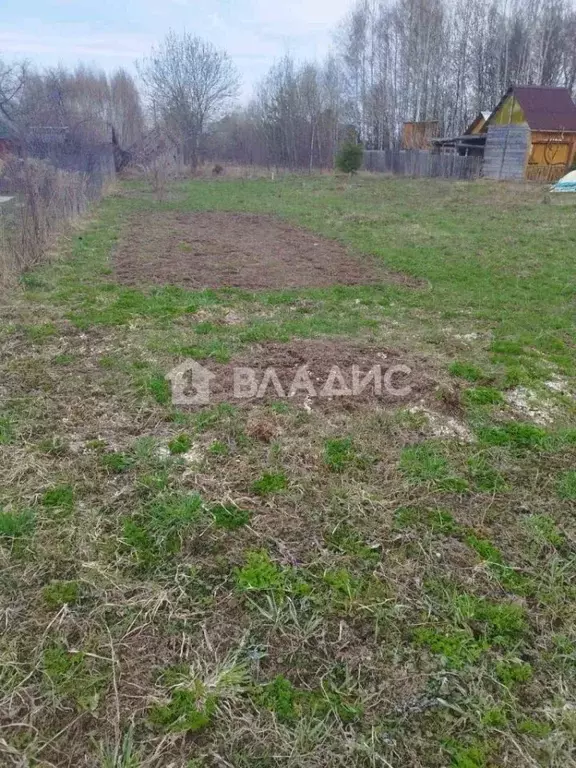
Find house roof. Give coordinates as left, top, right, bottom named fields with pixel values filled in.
left=511, top=86, right=576, bottom=132
left=465, top=111, right=492, bottom=135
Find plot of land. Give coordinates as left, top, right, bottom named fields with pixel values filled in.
left=181, top=339, right=437, bottom=409
left=1, top=175, right=576, bottom=768
left=114, top=211, right=412, bottom=289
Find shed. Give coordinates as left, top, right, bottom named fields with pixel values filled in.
left=401, top=120, right=439, bottom=150
left=430, top=112, right=491, bottom=156
left=482, top=86, right=576, bottom=181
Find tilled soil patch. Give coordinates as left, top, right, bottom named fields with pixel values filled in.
left=169, top=339, right=439, bottom=411
left=114, top=211, right=418, bottom=290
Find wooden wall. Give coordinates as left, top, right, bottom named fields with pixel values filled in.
left=401, top=121, right=440, bottom=150
left=527, top=131, right=576, bottom=180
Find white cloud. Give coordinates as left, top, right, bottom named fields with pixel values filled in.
left=0, top=26, right=153, bottom=60
left=250, top=0, right=352, bottom=29
left=0, top=0, right=354, bottom=96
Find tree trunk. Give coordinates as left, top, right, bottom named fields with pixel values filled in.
left=184, top=132, right=200, bottom=171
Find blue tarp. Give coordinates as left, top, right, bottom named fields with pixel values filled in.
left=552, top=171, right=576, bottom=192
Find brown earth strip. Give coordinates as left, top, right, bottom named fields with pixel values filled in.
left=114, top=211, right=419, bottom=290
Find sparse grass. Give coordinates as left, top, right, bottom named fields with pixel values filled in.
left=42, top=484, right=75, bottom=510
left=1, top=174, right=576, bottom=766
left=251, top=471, right=288, bottom=496
left=323, top=436, right=356, bottom=472
left=210, top=503, right=252, bottom=530
left=43, top=580, right=81, bottom=609
left=557, top=470, right=576, bottom=500
left=101, top=451, right=134, bottom=474
left=168, top=433, right=192, bottom=455
left=463, top=387, right=504, bottom=406
left=0, top=414, right=14, bottom=444
left=449, top=361, right=486, bottom=382
left=0, top=508, right=35, bottom=538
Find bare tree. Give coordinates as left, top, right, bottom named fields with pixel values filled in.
left=138, top=30, right=240, bottom=169
left=0, top=58, right=28, bottom=134
left=111, top=69, right=145, bottom=147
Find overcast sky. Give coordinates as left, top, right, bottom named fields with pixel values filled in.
left=1, top=0, right=353, bottom=99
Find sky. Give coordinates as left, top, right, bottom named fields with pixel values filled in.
left=1, top=0, right=353, bottom=100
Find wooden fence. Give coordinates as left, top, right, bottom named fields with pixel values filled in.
left=363, top=149, right=482, bottom=179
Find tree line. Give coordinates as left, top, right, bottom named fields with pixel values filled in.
left=214, top=0, right=576, bottom=168
left=2, top=0, right=576, bottom=171
left=0, top=61, right=145, bottom=158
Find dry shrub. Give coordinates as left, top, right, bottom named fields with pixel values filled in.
left=144, top=154, right=174, bottom=201
left=0, top=154, right=112, bottom=287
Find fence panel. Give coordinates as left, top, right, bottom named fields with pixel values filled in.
left=363, top=149, right=482, bottom=180
left=0, top=147, right=115, bottom=286
left=483, top=125, right=530, bottom=181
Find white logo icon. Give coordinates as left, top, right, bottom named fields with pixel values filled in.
left=166, top=360, right=216, bottom=406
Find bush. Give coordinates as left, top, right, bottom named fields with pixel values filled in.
left=335, top=140, right=363, bottom=174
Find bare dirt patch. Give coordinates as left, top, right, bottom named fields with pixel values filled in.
left=114, top=211, right=417, bottom=290
left=174, top=339, right=438, bottom=411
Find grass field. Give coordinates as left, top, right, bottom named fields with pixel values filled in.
left=1, top=174, right=576, bottom=767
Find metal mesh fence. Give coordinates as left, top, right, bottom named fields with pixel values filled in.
left=0, top=144, right=115, bottom=286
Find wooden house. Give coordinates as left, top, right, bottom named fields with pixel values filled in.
left=483, top=86, right=576, bottom=181
left=433, top=86, right=576, bottom=181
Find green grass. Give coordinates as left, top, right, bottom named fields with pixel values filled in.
left=400, top=443, right=450, bottom=481
left=235, top=550, right=284, bottom=592
left=122, top=492, right=204, bottom=567
left=149, top=688, right=215, bottom=733
left=42, top=485, right=75, bottom=510
left=323, top=437, right=357, bottom=472
left=101, top=452, right=134, bottom=473
left=557, top=470, right=576, bottom=500
left=449, top=361, right=486, bottom=383
left=463, top=387, right=504, bottom=406
left=210, top=503, right=252, bottom=530
left=0, top=508, right=35, bottom=538
left=167, top=433, right=192, bottom=455
left=1, top=174, right=576, bottom=766
left=0, top=414, right=15, bottom=444
left=42, top=644, right=109, bottom=711
left=251, top=471, right=288, bottom=496
left=43, top=580, right=81, bottom=609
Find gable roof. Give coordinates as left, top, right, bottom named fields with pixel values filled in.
left=512, top=86, right=576, bottom=132
left=465, top=111, right=492, bottom=135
